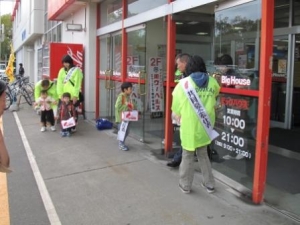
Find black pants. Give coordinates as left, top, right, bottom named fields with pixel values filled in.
left=41, top=109, right=55, bottom=126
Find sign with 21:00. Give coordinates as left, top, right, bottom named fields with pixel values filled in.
left=213, top=95, right=254, bottom=159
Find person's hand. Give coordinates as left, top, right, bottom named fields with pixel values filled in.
left=73, top=97, right=78, bottom=104
left=127, top=102, right=133, bottom=110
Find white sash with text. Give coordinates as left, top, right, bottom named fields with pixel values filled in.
left=64, top=67, right=77, bottom=84
left=180, top=77, right=219, bottom=141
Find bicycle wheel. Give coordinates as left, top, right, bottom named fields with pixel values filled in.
left=24, top=83, right=34, bottom=103
left=21, top=88, right=32, bottom=106
left=5, top=90, right=12, bottom=110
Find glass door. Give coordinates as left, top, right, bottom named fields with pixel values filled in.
left=99, top=32, right=122, bottom=123
left=270, top=35, right=289, bottom=128
left=292, top=34, right=300, bottom=128
left=126, top=25, right=147, bottom=141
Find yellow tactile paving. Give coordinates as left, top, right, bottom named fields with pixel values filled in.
left=0, top=117, right=10, bottom=225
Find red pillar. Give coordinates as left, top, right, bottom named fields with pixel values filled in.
left=164, top=0, right=176, bottom=154
left=121, top=0, right=127, bottom=82
left=95, top=3, right=101, bottom=119
left=253, top=0, right=274, bottom=203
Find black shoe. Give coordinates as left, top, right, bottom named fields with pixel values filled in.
left=167, top=161, right=180, bottom=168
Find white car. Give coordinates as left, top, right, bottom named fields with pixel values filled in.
left=0, top=64, right=6, bottom=79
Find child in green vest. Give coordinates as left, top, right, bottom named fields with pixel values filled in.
left=115, top=82, right=134, bottom=151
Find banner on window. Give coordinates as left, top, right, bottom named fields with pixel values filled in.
left=148, top=57, right=164, bottom=112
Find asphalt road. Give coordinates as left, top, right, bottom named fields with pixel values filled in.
left=4, top=111, right=50, bottom=225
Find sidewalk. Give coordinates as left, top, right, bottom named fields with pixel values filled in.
left=15, top=107, right=298, bottom=225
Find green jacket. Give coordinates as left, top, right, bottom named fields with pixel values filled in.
left=57, top=67, right=83, bottom=99
left=172, top=76, right=220, bottom=151
left=115, top=93, right=132, bottom=123
left=34, top=80, right=58, bottom=101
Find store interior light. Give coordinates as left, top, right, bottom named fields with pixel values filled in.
left=233, top=26, right=244, bottom=30
left=196, top=32, right=208, bottom=36
left=66, top=23, right=83, bottom=31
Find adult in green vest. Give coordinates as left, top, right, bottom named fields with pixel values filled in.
left=57, top=55, right=83, bottom=105
left=166, top=53, right=192, bottom=168
left=34, top=77, right=59, bottom=118
left=34, top=78, right=58, bottom=102
left=172, top=55, right=220, bottom=194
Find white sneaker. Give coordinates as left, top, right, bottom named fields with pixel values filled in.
left=40, top=126, right=46, bottom=132
left=50, top=126, right=56, bottom=131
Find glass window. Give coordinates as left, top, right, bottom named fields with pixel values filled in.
left=214, top=0, right=261, bottom=91
left=293, top=0, right=300, bottom=25
left=211, top=0, right=261, bottom=191
left=270, top=36, right=288, bottom=123
left=274, top=0, right=290, bottom=28
left=127, top=0, right=167, bottom=17
left=101, top=0, right=122, bottom=27
left=99, top=35, right=111, bottom=75
left=127, top=27, right=146, bottom=78
left=113, top=34, right=122, bottom=76
left=57, top=24, right=62, bottom=42
left=99, top=33, right=122, bottom=76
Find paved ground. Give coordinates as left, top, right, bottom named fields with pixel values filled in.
left=4, top=106, right=299, bottom=225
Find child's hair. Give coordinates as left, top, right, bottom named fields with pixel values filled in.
left=41, top=90, right=48, bottom=95
left=62, top=92, right=71, bottom=98
left=121, top=82, right=133, bottom=92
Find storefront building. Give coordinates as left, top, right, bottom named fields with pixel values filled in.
left=13, top=0, right=300, bottom=221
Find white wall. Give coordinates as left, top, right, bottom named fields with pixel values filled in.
left=13, top=0, right=45, bottom=51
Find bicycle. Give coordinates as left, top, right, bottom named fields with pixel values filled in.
left=5, top=76, right=34, bottom=109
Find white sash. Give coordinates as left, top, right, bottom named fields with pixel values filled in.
left=64, top=67, right=77, bottom=84
left=180, top=77, right=219, bottom=141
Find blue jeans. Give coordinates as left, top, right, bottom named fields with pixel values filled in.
left=173, top=148, right=182, bottom=163
left=117, top=122, right=130, bottom=145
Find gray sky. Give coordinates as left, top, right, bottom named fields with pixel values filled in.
left=0, top=1, right=14, bottom=16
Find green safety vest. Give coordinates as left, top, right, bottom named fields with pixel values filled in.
left=171, top=76, right=220, bottom=151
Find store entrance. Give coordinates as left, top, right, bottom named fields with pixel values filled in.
left=269, top=34, right=300, bottom=153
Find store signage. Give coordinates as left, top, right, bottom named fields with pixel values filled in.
left=127, top=56, right=142, bottom=77
left=148, top=57, right=164, bottom=112
left=67, top=46, right=83, bottom=69
left=221, top=75, right=251, bottom=86
left=212, top=94, right=257, bottom=159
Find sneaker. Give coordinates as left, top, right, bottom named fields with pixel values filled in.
left=71, top=128, right=77, bottom=133
left=119, top=144, right=129, bottom=151
left=40, top=126, right=46, bottom=132
left=179, top=184, right=190, bottom=194
left=60, top=131, right=67, bottom=137
left=166, top=161, right=180, bottom=168
left=201, top=183, right=215, bottom=193
left=66, top=132, right=71, bottom=137
left=50, top=126, right=56, bottom=131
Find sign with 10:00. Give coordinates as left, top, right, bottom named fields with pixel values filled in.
left=214, top=96, right=252, bottom=159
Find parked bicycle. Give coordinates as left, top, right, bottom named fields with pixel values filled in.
left=5, top=75, right=34, bottom=110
